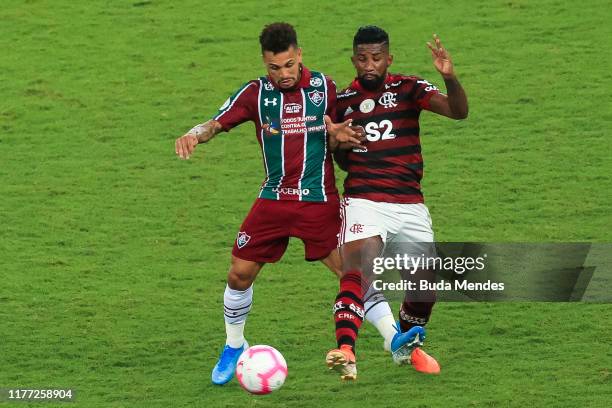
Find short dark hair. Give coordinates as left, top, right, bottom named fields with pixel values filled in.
left=353, top=25, right=389, bottom=49
left=259, top=22, right=298, bottom=53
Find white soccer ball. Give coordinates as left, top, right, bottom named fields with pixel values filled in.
left=235, top=345, right=288, bottom=394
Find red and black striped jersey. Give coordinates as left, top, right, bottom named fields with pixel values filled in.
left=335, top=73, right=440, bottom=203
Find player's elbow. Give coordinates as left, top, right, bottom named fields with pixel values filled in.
left=451, top=107, right=468, bottom=120
left=455, top=110, right=468, bottom=120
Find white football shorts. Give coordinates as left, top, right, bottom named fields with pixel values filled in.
left=338, top=197, right=435, bottom=255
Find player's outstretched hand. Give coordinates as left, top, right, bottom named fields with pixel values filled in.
left=427, top=34, right=454, bottom=78
left=175, top=133, right=198, bottom=160
left=324, top=115, right=365, bottom=149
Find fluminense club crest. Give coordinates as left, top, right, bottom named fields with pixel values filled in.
left=308, top=90, right=325, bottom=106
left=236, top=231, right=251, bottom=249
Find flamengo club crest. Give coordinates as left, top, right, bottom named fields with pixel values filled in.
left=379, top=92, right=397, bottom=108
left=308, top=90, right=325, bottom=106
left=236, top=231, right=251, bottom=249
left=349, top=223, right=364, bottom=234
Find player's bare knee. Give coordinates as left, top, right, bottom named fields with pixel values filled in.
left=340, top=236, right=383, bottom=274
left=227, top=257, right=262, bottom=290
left=321, top=250, right=343, bottom=278
left=227, top=269, right=253, bottom=290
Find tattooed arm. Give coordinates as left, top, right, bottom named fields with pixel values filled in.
left=175, top=120, right=223, bottom=159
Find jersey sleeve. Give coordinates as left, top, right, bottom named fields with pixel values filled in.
left=212, top=81, right=258, bottom=132
left=334, top=87, right=352, bottom=123
left=324, top=76, right=338, bottom=121
left=411, top=76, right=441, bottom=110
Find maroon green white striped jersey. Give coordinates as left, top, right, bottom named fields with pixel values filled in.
left=335, top=74, right=441, bottom=203
left=213, top=66, right=338, bottom=202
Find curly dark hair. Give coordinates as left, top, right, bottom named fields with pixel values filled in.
left=259, top=22, right=298, bottom=53
left=353, top=25, right=389, bottom=50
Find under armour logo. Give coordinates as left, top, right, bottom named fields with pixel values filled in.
left=264, top=98, right=277, bottom=106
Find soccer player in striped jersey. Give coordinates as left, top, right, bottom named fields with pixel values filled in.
left=174, top=23, right=365, bottom=386
left=326, top=26, right=468, bottom=379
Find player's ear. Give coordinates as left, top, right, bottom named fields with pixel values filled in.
left=388, top=54, right=393, bottom=66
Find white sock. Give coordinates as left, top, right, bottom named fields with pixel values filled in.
left=363, top=285, right=396, bottom=351
left=373, top=314, right=397, bottom=352
left=223, top=284, right=253, bottom=348
left=225, top=321, right=246, bottom=348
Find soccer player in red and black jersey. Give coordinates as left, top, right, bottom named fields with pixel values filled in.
left=326, top=26, right=468, bottom=379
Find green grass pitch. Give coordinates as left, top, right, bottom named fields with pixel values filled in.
left=1, top=0, right=611, bottom=407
